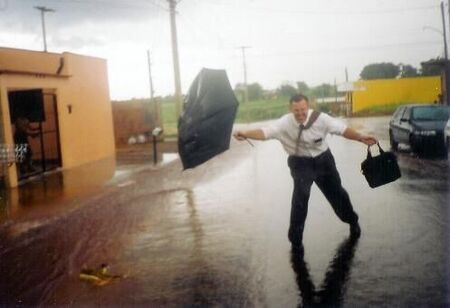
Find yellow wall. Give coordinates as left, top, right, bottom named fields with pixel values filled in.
left=351, top=76, right=441, bottom=113
left=0, top=48, right=70, bottom=76
left=0, top=48, right=115, bottom=187
left=57, top=53, right=115, bottom=167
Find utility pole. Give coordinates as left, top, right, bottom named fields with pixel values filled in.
left=344, top=68, right=351, bottom=116
left=238, top=46, right=250, bottom=104
left=147, top=50, right=155, bottom=101
left=167, top=0, right=183, bottom=122
left=147, top=50, right=160, bottom=128
left=34, top=6, right=54, bottom=52
left=441, top=1, right=448, bottom=60
left=441, top=1, right=450, bottom=105
left=448, top=0, right=450, bottom=45
left=334, top=78, right=337, bottom=104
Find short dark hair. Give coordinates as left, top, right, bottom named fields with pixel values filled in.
left=290, top=94, right=309, bottom=104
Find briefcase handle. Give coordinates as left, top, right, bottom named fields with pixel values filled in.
left=366, top=142, right=384, bottom=159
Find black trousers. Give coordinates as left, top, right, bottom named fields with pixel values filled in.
left=287, top=149, right=358, bottom=245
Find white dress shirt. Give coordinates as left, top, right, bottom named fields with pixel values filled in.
left=261, top=109, right=347, bottom=157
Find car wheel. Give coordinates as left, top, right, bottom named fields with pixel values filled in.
left=409, top=135, right=419, bottom=155
left=389, top=130, right=398, bottom=151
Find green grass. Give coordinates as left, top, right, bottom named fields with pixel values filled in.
left=160, top=97, right=291, bottom=137
left=235, top=96, right=290, bottom=123
left=160, top=101, right=178, bottom=137
left=160, top=98, right=412, bottom=137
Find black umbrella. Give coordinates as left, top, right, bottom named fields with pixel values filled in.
left=178, top=68, right=239, bottom=169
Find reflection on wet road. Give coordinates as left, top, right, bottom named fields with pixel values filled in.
left=0, top=116, right=448, bottom=306
left=291, top=237, right=359, bottom=307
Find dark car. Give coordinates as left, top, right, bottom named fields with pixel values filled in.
left=389, top=104, right=450, bottom=155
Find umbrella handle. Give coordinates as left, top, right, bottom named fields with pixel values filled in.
left=245, top=138, right=254, bottom=147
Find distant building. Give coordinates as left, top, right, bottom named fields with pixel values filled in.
left=0, top=47, right=115, bottom=188
left=338, top=76, right=441, bottom=115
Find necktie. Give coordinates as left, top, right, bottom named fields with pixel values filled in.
left=295, top=124, right=305, bottom=155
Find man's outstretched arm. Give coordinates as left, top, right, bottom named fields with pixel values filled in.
left=343, top=127, right=377, bottom=146
left=233, top=129, right=266, bottom=141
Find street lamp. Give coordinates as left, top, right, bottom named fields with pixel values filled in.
left=423, top=25, right=448, bottom=60
left=34, top=6, right=55, bottom=52
left=422, top=23, right=450, bottom=106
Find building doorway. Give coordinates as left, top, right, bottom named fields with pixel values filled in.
left=8, top=89, right=62, bottom=181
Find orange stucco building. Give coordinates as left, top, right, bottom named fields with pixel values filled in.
left=0, top=47, right=115, bottom=188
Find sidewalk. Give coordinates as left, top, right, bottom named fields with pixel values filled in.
left=0, top=139, right=253, bottom=305
left=0, top=139, right=179, bottom=235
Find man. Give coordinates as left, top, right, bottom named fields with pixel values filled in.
left=14, top=117, right=40, bottom=174
left=233, top=94, right=377, bottom=251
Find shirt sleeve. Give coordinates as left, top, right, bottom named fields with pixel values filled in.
left=261, top=117, right=285, bottom=139
left=322, top=113, right=347, bottom=135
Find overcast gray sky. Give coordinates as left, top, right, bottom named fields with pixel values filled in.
left=0, top=0, right=444, bottom=100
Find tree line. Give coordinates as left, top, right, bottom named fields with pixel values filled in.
left=112, top=58, right=442, bottom=105
left=235, top=58, right=442, bottom=102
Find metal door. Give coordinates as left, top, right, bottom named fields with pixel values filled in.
left=9, top=90, right=61, bottom=181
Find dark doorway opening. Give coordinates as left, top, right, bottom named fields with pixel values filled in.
left=8, top=89, right=62, bottom=181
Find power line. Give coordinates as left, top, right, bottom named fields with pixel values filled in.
left=45, top=0, right=160, bottom=11
left=147, top=1, right=168, bottom=51
left=245, top=41, right=442, bottom=58
left=148, top=0, right=169, bottom=11
left=39, top=0, right=167, bottom=28
left=202, top=2, right=438, bottom=16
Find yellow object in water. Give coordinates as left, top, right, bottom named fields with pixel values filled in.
left=79, top=264, right=122, bottom=286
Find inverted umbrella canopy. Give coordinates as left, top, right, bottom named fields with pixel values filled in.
left=178, top=68, right=239, bottom=169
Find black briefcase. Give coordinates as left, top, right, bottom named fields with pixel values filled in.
left=361, top=143, right=401, bottom=188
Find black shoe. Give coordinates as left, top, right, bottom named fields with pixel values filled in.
left=350, top=222, right=361, bottom=239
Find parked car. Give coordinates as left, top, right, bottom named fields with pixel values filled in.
left=445, top=118, right=450, bottom=152
left=389, top=104, right=450, bottom=155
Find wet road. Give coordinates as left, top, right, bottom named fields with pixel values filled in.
left=0, top=116, right=448, bottom=306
